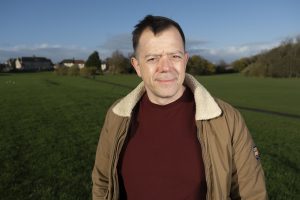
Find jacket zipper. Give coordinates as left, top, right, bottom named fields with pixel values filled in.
left=197, top=122, right=212, bottom=200
left=111, top=118, right=131, bottom=200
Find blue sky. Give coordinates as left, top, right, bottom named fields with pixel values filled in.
left=1, top=0, right=299, bottom=63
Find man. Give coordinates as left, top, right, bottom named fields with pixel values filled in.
left=92, top=15, right=268, bottom=200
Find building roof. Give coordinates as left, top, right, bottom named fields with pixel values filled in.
left=20, top=56, right=52, bottom=63
left=60, top=59, right=85, bottom=64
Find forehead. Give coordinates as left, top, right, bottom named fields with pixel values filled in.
left=136, top=27, right=184, bottom=55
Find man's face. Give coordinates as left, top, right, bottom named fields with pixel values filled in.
left=131, top=27, right=189, bottom=105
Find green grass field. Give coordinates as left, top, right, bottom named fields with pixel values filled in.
left=0, top=72, right=299, bottom=199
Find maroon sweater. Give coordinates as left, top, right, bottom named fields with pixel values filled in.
left=118, top=88, right=207, bottom=200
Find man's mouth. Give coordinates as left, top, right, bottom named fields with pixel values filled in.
left=156, top=78, right=176, bottom=83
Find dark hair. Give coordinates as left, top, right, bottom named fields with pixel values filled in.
left=132, top=15, right=186, bottom=55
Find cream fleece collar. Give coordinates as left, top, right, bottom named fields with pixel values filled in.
left=112, top=73, right=222, bottom=120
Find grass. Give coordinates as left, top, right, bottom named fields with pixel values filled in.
left=0, top=73, right=132, bottom=199
left=197, top=73, right=300, bottom=116
left=0, top=72, right=299, bottom=199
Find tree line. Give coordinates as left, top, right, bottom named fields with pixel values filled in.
left=232, top=37, right=300, bottom=78
left=55, top=36, right=300, bottom=78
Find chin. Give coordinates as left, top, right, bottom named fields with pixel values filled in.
left=157, top=88, right=179, bottom=98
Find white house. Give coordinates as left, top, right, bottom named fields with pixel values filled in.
left=60, top=59, right=85, bottom=69
left=101, top=63, right=107, bottom=71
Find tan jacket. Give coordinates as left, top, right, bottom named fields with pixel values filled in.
left=92, top=74, right=268, bottom=200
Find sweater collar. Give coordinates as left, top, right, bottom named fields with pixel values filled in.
left=112, top=73, right=222, bottom=120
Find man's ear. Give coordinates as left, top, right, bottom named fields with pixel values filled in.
left=184, top=52, right=189, bottom=64
left=131, top=57, right=141, bottom=77
left=184, top=52, right=189, bottom=71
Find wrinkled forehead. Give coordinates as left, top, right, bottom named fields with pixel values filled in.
left=136, top=27, right=185, bottom=57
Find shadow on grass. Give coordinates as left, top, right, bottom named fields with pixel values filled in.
left=236, top=106, right=300, bottom=119
left=44, top=79, right=60, bottom=86
left=89, top=78, right=134, bottom=90
left=0, top=73, right=11, bottom=76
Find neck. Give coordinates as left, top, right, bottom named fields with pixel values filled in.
left=147, top=86, right=186, bottom=105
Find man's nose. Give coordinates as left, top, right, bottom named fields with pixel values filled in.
left=157, top=55, right=172, bottom=72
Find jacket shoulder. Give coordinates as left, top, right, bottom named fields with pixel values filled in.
left=214, top=98, right=238, bottom=115
left=209, top=98, right=247, bottom=138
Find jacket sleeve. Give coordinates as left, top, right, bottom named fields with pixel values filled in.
left=92, top=108, right=113, bottom=200
left=229, top=109, right=268, bottom=200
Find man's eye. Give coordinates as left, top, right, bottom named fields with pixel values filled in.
left=147, top=57, right=157, bottom=63
left=171, top=55, right=182, bottom=61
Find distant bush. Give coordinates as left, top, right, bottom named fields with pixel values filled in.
left=54, top=66, right=99, bottom=78
left=186, top=55, right=215, bottom=75
left=106, top=50, right=131, bottom=74
left=242, top=62, right=267, bottom=77
left=68, top=65, right=80, bottom=76
left=54, top=66, right=68, bottom=76
left=80, top=67, right=97, bottom=78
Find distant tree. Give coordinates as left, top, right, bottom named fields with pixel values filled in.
left=215, top=60, right=227, bottom=74
left=296, top=35, right=300, bottom=43
left=107, top=50, right=131, bottom=74
left=0, top=63, right=6, bottom=72
left=85, top=51, right=102, bottom=69
left=84, top=51, right=102, bottom=77
left=232, top=57, right=257, bottom=72
left=186, top=55, right=215, bottom=75
left=241, top=38, right=300, bottom=77
left=281, top=37, right=293, bottom=46
left=127, top=53, right=136, bottom=74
